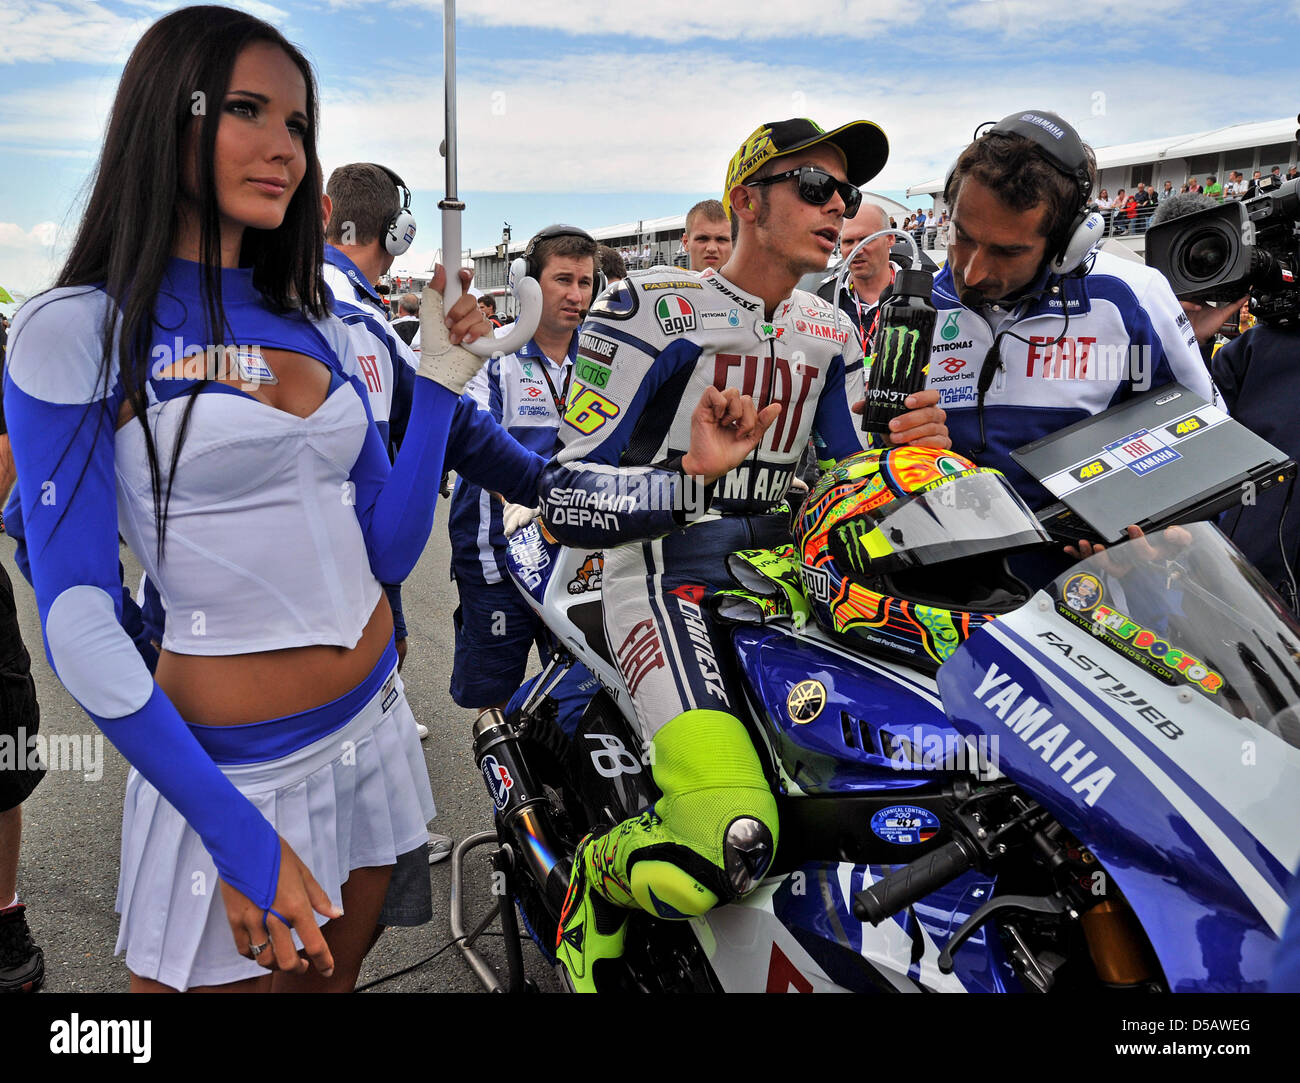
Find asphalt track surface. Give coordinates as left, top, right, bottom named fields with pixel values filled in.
left=3, top=499, right=563, bottom=993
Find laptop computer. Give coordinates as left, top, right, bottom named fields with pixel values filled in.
left=1012, top=383, right=1297, bottom=545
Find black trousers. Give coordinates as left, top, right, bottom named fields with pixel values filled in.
left=0, top=560, right=44, bottom=812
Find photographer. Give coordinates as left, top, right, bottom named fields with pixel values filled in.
left=1212, top=314, right=1300, bottom=601
left=1146, top=181, right=1300, bottom=603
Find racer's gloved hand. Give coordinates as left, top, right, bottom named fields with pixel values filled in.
left=502, top=502, right=541, bottom=537
left=419, top=266, right=494, bottom=393
left=711, top=544, right=811, bottom=629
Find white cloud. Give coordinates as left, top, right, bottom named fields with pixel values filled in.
left=1, top=1, right=148, bottom=65
left=127, top=0, right=292, bottom=25
left=0, top=220, right=65, bottom=298
left=316, top=49, right=1264, bottom=202
left=0, top=76, right=115, bottom=153
left=320, top=0, right=926, bottom=39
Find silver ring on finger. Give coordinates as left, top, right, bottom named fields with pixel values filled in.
left=250, top=940, right=270, bottom=958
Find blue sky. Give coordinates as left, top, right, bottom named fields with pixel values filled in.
left=2, top=0, right=1299, bottom=301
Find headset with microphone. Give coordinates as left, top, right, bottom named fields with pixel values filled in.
left=370, top=163, right=418, bottom=258
left=515, top=224, right=607, bottom=310
left=944, top=111, right=1106, bottom=450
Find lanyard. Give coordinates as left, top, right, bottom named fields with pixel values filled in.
left=848, top=265, right=897, bottom=351
left=537, top=358, right=572, bottom=415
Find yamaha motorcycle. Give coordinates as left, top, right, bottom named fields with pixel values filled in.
left=451, top=519, right=1300, bottom=992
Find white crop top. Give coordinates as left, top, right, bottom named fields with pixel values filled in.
left=7, top=268, right=387, bottom=656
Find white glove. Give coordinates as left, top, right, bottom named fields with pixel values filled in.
left=418, top=285, right=488, bottom=393
left=502, top=503, right=541, bottom=537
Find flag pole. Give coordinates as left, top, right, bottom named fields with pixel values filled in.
left=440, top=0, right=539, bottom=357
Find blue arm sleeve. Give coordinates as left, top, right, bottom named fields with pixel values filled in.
left=119, top=564, right=159, bottom=674
left=384, top=582, right=407, bottom=640
left=4, top=350, right=281, bottom=908
left=4, top=491, right=162, bottom=672
left=444, top=395, right=545, bottom=505
left=349, top=374, right=459, bottom=584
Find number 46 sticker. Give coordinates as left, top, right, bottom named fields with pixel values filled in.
left=564, top=386, right=621, bottom=434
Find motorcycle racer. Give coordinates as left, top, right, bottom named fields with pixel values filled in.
left=537, top=118, right=950, bottom=990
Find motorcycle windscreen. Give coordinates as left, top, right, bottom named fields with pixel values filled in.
left=937, top=522, right=1300, bottom=990
left=844, top=471, right=1050, bottom=575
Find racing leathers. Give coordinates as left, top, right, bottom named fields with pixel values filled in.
left=927, top=250, right=1215, bottom=504
left=925, top=249, right=1217, bottom=585
left=538, top=265, right=878, bottom=988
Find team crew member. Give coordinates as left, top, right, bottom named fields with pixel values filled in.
left=323, top=176, right=547, bottom=860
left=391, top=293, right=421, bottom=345
left=2, top=7, right=497, bottom=991
left=476, top=294, right=502, bottom=328
left=681, top=199, right=733, bottom=272
left=538, top=119, right=949, bottom=990
left=816, top=200, right=898, bottom=349
left=928, top=111, right=1215, bottom=576
left=448, top=226, right=600, bottom=712
left=323, top=164, right=423, bottom=676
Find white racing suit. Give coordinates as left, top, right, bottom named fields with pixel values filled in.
left=537, top=266, right=875, bottom=980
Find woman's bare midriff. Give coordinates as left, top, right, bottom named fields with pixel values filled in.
left=156, top=595, right=395, bottom=725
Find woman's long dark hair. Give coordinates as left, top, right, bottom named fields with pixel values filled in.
left=56, top=5, right=328, bottom=552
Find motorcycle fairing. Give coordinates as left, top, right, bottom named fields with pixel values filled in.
left=695, top=863, right=1016, bottom=993
left=506, top=525, right=628, bottom=702
left=731, top=624, right=966, bottom=795
left=504, top=521, right=561, bottom=606
left=939, top=601, right=1299, bottom=991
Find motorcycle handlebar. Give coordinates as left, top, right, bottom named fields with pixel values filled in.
left=852, top=837, right=977, bottom=925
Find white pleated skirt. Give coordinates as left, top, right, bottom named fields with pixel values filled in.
left=114, top=670, right=435, bottom=991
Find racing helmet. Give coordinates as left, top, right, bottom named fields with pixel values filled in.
left=795, top=446, right=1050, bottom=672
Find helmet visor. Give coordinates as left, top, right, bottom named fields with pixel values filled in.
left=848, top=471, right=1050, bottom=573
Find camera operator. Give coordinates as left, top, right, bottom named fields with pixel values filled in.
left=1146, top=180, right=1300, bottom=604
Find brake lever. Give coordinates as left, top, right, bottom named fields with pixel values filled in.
left=937, top=891, right=1071, bottom=974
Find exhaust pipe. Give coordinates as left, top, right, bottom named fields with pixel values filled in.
left=473, top=708, right=572, bottom=917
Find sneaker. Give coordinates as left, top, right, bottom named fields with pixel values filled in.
left=554, top=834, right=627, bottom=993
left=427, top=831, right=453, bottom=865
left=415, top=722, right=430, bottom=740
left=0, top=903, right=44, bottom=993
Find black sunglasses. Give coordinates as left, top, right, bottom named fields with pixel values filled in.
left=746, top=165, right=862, bottom=217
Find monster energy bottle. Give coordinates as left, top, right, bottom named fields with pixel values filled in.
left=860, top=268, right=937, bottom=435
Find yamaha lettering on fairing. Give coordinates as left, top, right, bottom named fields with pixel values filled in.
left=971, top=661, right=1115, bottom=806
